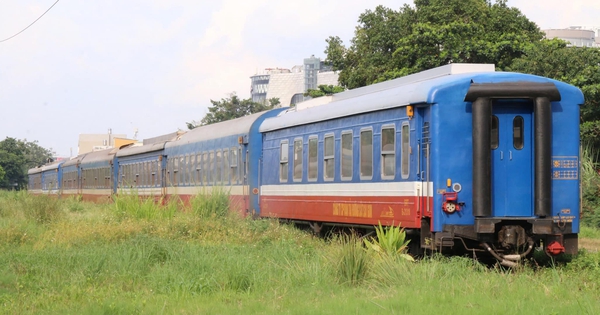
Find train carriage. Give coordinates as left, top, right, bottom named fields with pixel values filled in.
left=60, top=154, right=87, bottom=199
left=27, top=166, right=43, bottom=194
left=259, top=64, right=583, bottom=264
left=40, top=160, right=64, bottom=196
left=79, top=148, right=118, bottom=202
left=163, top=108, right=287, bottom=214
left=116, top=142, right=167, bottom=199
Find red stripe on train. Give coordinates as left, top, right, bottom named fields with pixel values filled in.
left=260, top=195, right=433, bottom=228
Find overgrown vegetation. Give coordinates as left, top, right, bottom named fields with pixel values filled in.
left=581, top=144, right=600, bottom=228
left=2, top=191, right=600, bottom=314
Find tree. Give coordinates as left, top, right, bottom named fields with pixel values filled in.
left=187, top=93, right=278, bottom=129
left=0, top=137, right=53, bottom=190
left=508, top=39, right=600, bottom=149
left=304, top=85, right=346, bottom=98
left=0, top=165, right=5, bottom=184
left=325, top=0, right=542, bottom=89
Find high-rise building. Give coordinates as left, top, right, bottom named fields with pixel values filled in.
left=250, top=55, right=339, bottom=107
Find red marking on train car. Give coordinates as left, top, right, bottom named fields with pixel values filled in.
left=260, top=195, right=432, bottom=228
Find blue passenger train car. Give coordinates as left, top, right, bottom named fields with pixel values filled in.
left=258, top=64, right=583, bottom=265
left=79, top=148, right=117, bottom=202
left=116, top=142, right=168, bottom=198
left=162, top=109, right=287, bottom=213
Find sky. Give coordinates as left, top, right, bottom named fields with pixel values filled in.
left=0, top=0, right=599, bottom=157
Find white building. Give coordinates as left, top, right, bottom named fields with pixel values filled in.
left=250, top=55, right=339, bottom=107
left=544, top=26, right=599, bottom=48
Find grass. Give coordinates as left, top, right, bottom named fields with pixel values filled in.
left=2, top=191, right=600, bottom=314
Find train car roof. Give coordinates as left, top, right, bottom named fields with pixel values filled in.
left=116, top=142, right=168, bottom=158
left=80, top=148, right=118, bottom=165
left=28, top=167, right=43, bottom=175
left=164, top=110, right=273, bottom=149
left=259, top=64, right=584, bottom=132
left=40, top=160, right=64, bottom=172
left=62, top=154, right=87, bottom=167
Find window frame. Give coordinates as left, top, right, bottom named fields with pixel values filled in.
left=401, top=122, right=410, bottom=179
left=308, top=135, right=318, bottom=182
left=279, top=140, right=289, bottom=182
left=381, top=125, right=396, bottom=179
left=341, top=131, right=353, bottom=181
left=360, top=128, right=373, bottom=180
left=293, top=138, right=303, bottom=182
left=323, top=133, right=335, bottom=181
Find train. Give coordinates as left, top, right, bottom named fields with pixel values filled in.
left=28, top=64, right=584, bottom=266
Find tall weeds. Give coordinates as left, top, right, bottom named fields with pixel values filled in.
left=581, top=143, right=600, bottom=227
left=189, top=187, right=230, bottom=219
left=112, top=192, right=177, bottom=220
left=330, top=233, right=371, bottom=285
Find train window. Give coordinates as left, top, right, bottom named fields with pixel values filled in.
left=360, top=129, right=373, bottom=179
left=173, top=157, right=179, bottom=186
left=381, top=126, right=395, bottom=179
left=491, top=116, right=499, bottom=149
left=209, top=151, right=215, bottom=186
left=308, top=136, right=318, bottom=181
left=324, top=134, right=334, bottom=181
left=180, top=156, right=185, bottom=186
left=280, top=141, right=289, bottom=182
left=223, top=149, right=230, bottom=185
left=215, top=150, right=222, bottom=185
left=195, top=154, right=202, bottom=185
left=203, top=152, right=209, bottom=185
left=513, top=116, right=524, bottom=150
left=230, top=148, right=238, bottom=184
left=401, top=123, right=410, bottom=178
left=293, top=139, right=303, bottom=181
left=183, top=155, right=189, bottom=185
left=341, top=131, right=353, bottom=180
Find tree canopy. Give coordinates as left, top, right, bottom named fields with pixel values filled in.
left=0, top=137, right=53, bottom=190
left=508, top=39, right=600, bottom=148
left=326, top=0, right=543, bottom=89
left=187, top=93, right=280, bottom=129
left=304, top=85, right=346, bottom=98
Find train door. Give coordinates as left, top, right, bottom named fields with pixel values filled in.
left=417, top=106, right=432, bottom=217
left=242, top=144, right=250, bottom=214
left=491, top=100, right=533, bottom=217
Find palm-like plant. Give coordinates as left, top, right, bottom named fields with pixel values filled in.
left=363, top=222, right=414, bottom=261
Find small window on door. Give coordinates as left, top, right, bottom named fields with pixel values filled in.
left=491, top=115, right=499, bottom=149
left=513, top=116, right=524, bottom=150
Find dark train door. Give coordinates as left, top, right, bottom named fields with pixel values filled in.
left=491, top=100, right=533, bottom=217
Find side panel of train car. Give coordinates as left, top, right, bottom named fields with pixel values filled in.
left=27, top=167, right=43, bottom=194
left=116, top=143, right=166, bottom=199
left=40, top=161, right=64, bottom=196
left=79, top=148, right=118, bottom=202
left=259, top=65, right=583, bottom=260
left=163, top=108, right=287, bottom=214
left=260, top=106, right=425, bottom=230
left=60, top=154, right=86, bottom=199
